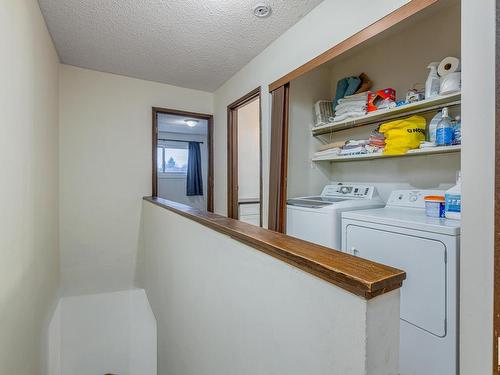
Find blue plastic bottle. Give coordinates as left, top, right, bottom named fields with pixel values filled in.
left=436, top=107, right=453, bottom=146
left=452, top=115, right=461, bottom=145
left=445, top=171, right=461, bottom=220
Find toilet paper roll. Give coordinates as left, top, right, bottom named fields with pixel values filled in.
left=438, top=57, right=461, bottom=76
left=439, top=72, right=461, bottom=95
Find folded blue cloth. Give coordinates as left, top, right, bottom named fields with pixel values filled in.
left=333, top=76, right=362, bottom=110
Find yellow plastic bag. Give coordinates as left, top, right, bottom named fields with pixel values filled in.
left=379, top=115, right=426, bottom=155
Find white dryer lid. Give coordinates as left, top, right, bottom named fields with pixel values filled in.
left=342, top=207, right=460, bottom=236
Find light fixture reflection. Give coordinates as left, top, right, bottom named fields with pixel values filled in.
left=184, top=119, right=199, bottom=127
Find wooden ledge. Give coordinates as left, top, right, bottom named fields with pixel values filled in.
left=143, top=197, right=406, bottom=299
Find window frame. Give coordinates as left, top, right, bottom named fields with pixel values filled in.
left=157, top=143, right=189, bottom=177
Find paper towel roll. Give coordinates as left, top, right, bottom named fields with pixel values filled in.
left=440, top=72, right=461, bottom=94
left=438, top=57, right=461, bottom=76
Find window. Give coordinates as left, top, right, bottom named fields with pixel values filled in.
left=157, top=141, right=189, bottom=175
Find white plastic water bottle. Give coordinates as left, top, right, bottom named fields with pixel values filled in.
left=436, top=107, right=453, bottom=146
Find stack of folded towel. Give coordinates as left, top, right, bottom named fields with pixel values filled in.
left=338, top=140, right=369, bottom=156
left=333, top=92, right=368, bottom=122
left=313, top=140, right=346, bottom=158
left=365, top=129, right=385, bottom=153
left=316, top=141, right=347, bottom=152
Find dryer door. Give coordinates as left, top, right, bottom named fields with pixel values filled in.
left=345, top=224, right=446, bottom=337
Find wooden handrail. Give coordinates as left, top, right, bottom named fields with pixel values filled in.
left=143, top=197, right=405, bottom=299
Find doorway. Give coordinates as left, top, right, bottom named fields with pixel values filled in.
left=227, top=88, right=262, bottom=226
left=152, top=107, right=214, bottom=212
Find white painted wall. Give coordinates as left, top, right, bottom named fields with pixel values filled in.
left=59, top=65, right=213, bottom=296
left=213, top=0, right=410, bottom=226
left=157, top=131, right=208, bottom=210
left=237, top=98, right=261, bottom=200
left=48, top=301, right=62, bottom=375
left=138, top=200, right=401, bottom=375
left=0, top=1, right=60, bottom=374
left=460, top=0, right=495, bottom=373
left=49, top=289, right=156, bottom=375
left=287, top=66, right=332, bottom=198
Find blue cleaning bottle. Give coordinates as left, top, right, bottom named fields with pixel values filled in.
left=452, top=115, right=461, bottom=145
left=436, top=107, right=453, bottom=146
left=445, top=171, right=461, bottom=220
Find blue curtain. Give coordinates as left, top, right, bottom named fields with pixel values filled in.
left=186, top=142, right=203, bottom=196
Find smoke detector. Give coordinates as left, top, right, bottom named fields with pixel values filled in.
left=253, top=4, right=272, bottom=18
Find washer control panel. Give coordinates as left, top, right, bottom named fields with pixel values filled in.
left=321, top=184, right=375, bottom=199
left=386, top=190, right=446, bottom=208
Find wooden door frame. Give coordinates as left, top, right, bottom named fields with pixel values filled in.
left=227, top=87, right=262, bottom=225
left=495, top=0, right=500, bottom=372
left=152, top=107, right=214, bottom=212
left=268, top=84, right=290, bottom=233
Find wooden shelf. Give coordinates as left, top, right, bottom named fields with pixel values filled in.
left=312, top=145, right=461, bottom=162
left=312, top=92, right=461, bottom=136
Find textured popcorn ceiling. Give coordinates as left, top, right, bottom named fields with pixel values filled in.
left=38, top=0, right=324, bottom=91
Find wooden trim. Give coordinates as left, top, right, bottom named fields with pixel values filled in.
left=227, top=88, right=262, bottom=223
left=207, top=115, right=214, bottom=212
left=494, top=1, right=500, bottom=372
left=152, top=107, right=214, bottom=212
left=152, top=109, right=158, bottom=197
left=258, top=93, right=263, bottom=227
left=227, top=87, right=262, bottom=110
left=152, top=107, right=214, bottom=119
left=227, top=108, right=239, bottom=219
left=268, top=84, right=289, bottom=233
left=268, top=0, right=438, bottom=92
left=144, top=196, right=406, bottom=299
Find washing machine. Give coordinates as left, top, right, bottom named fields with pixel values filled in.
left=286, top=184, right=384, bottom=250
left=342, top=189, right=460, bottom=375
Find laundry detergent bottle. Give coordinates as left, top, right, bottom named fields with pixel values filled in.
left=445, top=171, right=461, bottom=220
left=425, top=62, right=440, bottom=99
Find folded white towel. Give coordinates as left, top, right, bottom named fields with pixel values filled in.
left=336, top=101, right=366, bottom=108
left=337, top=92, right=368, bottom=104
left=339, top=146, right=367, bottom=156
left=314, top=148, right=340, bottom=157
left=333, top=111, right=366, bottom=122
left=343, top=92, right=369, bottom=99
left=335, top=105, right=366, bottom=116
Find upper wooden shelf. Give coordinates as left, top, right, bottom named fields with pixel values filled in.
left=144, top=196, right=406, bottom=299
left=312, top=92, right=461, bottom=136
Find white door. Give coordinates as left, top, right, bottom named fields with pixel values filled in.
left=345, top=224, right=447, bottom=337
